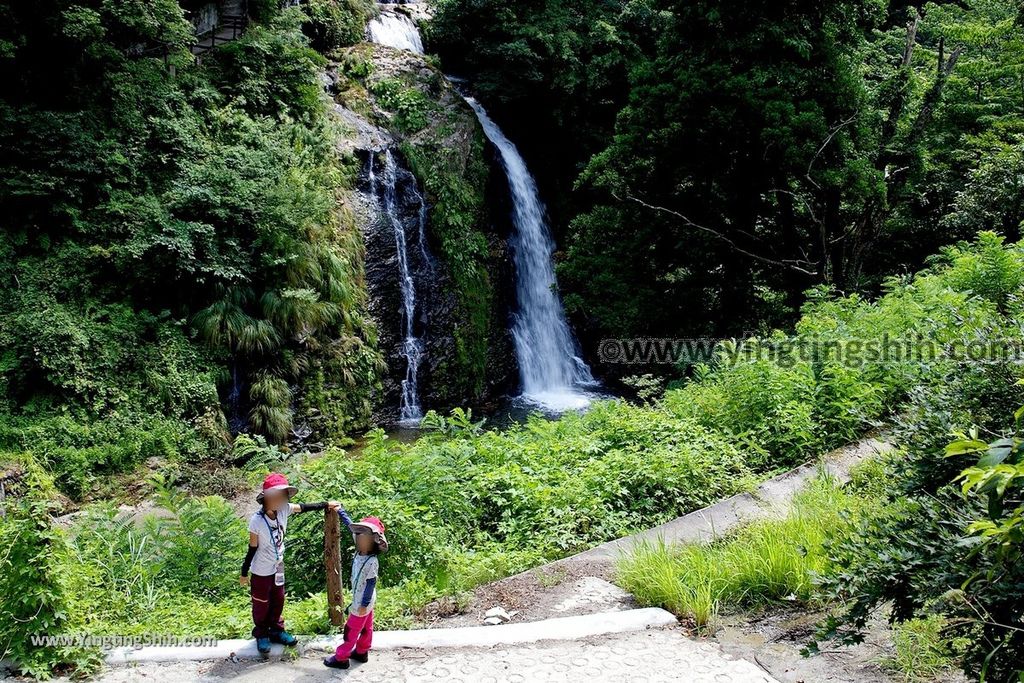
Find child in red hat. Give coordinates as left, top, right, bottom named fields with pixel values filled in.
left=323, top=507, right=388, bottom=669
left=240, top=472, right=340, bottom=657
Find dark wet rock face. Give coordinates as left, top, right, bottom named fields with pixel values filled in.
left=336, top=48, right=518, bottom=423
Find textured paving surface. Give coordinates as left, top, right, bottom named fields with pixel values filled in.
left=82, top=628, right=778, bottom=683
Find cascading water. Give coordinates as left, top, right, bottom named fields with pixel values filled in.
left=365, top=9, right=594, bottom=412
left=369, top=149, right=429, bottom=424
left=463, top=97, right=596, bottom=411
left=366, top=9, right=423, bottom=53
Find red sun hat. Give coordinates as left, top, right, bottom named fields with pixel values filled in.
left=350, top=516, right=389, bottom=553
left=256, top=472, right=298, bottom=503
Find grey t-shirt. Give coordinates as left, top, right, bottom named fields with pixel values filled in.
left=247, top=505, right=291, bottom=577
left=351, top=554, right=379, bottom=611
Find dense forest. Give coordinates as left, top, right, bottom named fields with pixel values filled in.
left=1, top=0, right=1023, bottom=680
left=431, top=0, right=1024, bottom=339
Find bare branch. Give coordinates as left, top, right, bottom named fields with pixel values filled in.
left=767, top=188, right=820, bottom=227
left=619, top=192, right=819, bottom=276
left=806, top=114, right=858, bottom=188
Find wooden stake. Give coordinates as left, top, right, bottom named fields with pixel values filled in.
left=324, top=508, right=345, bottom=626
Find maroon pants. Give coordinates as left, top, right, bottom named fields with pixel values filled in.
left=250, top=573, right=286, bottom=638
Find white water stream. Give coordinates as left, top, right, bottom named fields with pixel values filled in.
left=366, top=8, right=596, bottom=413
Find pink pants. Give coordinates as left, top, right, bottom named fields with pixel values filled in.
left=334, top=610, right=373, bottom=660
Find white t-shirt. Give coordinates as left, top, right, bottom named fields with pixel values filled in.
left=247, top=505, right=290, bottom=577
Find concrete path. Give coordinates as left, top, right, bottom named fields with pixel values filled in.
left=429, top=437, right=891, bottom=629
left=87, top=627, right=778, bottom=683
left=573, top=437, right=889, bottom=562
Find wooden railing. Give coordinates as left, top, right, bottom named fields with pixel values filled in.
left=191, top=13, right=248, bottom=58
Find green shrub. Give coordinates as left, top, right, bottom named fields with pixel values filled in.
left=663, top=355, right=820, bottom=469
left=0, top=2, right=382, bottom=460
left=0, top=455, right=100, bottom=678
left=63, top=484, right=247, bottom=636
left=370, top=78, right=432, bottom=133
left=0, top=412, right=209, bottom=499
left=939, top=231, right=1024, bottom=311
left=884, top=616, right=961, bottom=682
left=301, top=0, right=375, bottom=52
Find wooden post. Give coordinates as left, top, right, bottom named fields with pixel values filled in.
left=324, top=509, right=345, bottom=626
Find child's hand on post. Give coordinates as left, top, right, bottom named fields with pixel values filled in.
left=327, top=501, right=341, bottom=511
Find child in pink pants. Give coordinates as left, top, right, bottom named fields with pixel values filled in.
left=324, top=510, right=388, bottom=669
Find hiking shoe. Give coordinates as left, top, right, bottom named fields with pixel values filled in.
left=351, top=651, right=369, bottom=663
left=323, top=655, right=349, bottom=669
left=256, top=637, right=271, bottom=657
left=270, top=630, right=297, bottom=646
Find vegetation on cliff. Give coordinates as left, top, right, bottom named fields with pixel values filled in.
left=334, top=44, right=502, bottom=403
left=0, top=1, right=383, bottom=504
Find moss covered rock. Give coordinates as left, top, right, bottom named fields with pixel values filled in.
left=332, top=44, right=516, bottom=413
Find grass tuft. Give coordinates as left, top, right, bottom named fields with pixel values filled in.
left=617, top=476, right=864, bottom=630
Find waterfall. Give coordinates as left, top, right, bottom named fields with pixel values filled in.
left=369, top=149, right=428, bottom=424
left=365, top=13, right=595, bottom=412
left=226, top=362, right=247, bottom=433
left=463, top=97, right=596, bottom=411
left=366, top=10, right=423, bottom=54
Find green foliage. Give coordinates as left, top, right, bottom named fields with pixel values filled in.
left=370, top=78, right=433, bottom=134
left=884, top=616, right=962, bottom=683
left=811, top=248, right=1024, bottom=679
left=62, top=414, right=611, bottom=641
left=62, top=483, right=248, bottom=636
left=402, top=133, right=494, bottom=400
left=419, top=407, right=485, bottom=437
left=619, top=374, right=666, bottom=404
left=232, top=432, right=292, bottom=470
left=612, top=234, right=1024, bottom=678
left=432, top=0, right=1024, bottom=359
left=938, top=231, right=1024, bottom=311
left=0, top=413, right=210, bottom=499
left=0, top=454, right=100, bottom=678
left=23, top=233, right=1024, bottom=679
left=300, top=0, right=376, bottom=53
left=283, top=400, right=756, bottom=599
left=0, top=1, right=382, bottom=479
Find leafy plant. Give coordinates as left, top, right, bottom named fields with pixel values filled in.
left=884, top=616, right=961, bottom=683
left=420, top=407, right=485, bottom=437
left=0, top=455, right=100, bottom=678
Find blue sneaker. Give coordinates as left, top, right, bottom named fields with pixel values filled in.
left=256, top=637, right=271, bottom=657
left=270, top=630, right=297, bottom=646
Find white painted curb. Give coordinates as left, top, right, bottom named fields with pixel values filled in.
left=105, top=608, right=677, bottom=665
left=311, top=607, right=676, bottom=652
